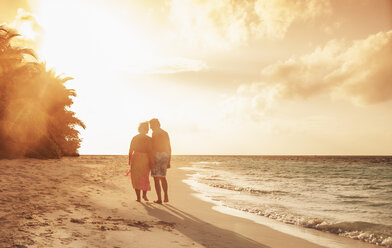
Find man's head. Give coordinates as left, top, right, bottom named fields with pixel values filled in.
left=149, top=118, right=160, bottom=131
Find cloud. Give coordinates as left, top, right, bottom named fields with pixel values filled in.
left=328, top=31, right=392, bottom=104
left=223, top=30, right=392, bottom=120
left=149, top=57, right=207, bottom=74
left=7, top=9, right=43, bottom=49
left=169, top=0, right=331, bottom=48
left=323, top=22, right=341, bottom=35
left=10, top=9, right=43, bottom=40
left=126, top=57, right=207, bottom=74
left=220, top=83, right=283, bottom=122
left=253, top=0, right=331, bottom=39
left=262, top=30, right=392, bottom=104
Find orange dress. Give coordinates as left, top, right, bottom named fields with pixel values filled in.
left=126, top=151, right=151, bottom=191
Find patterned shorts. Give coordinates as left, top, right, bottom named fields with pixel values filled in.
left=151, top=152, right=169, bottom=177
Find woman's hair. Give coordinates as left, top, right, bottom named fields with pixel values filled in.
left=138, top=121, right=149, bottom=134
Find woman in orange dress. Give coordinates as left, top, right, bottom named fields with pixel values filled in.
left=126, top=122, right=153, bottom=201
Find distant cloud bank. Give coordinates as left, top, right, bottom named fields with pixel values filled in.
left=169, top=0, right=331, bottom=48
left=223, top=30, right=392, bottom=121
left=126, top=57, right=207, bottom=74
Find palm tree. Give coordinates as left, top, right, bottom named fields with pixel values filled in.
left=0, top=26, right=85, bottom=158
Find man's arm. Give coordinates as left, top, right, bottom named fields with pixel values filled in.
left=166, top=133, right=172, bottom=168
left=148, top=138, right=155, bottom=170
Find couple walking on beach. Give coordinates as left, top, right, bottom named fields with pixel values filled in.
left=126, top=118, right=171, bottom=204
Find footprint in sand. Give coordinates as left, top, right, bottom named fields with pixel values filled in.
left=121, top=202, right=128, bottom=207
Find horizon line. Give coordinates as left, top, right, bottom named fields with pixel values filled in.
left=78, top=154, right=392, bottom=157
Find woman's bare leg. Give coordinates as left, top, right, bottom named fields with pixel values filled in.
left=142, top=191, right=149, bottom=201
left=135, top=189, right=141, bottom=202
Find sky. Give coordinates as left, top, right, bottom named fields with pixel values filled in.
left=1, top=0, right=392, bottom=155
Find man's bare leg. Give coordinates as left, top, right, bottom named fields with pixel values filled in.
left=153, top=177, right=162, bottom=204
left=161, top=178, right=169, bottom=202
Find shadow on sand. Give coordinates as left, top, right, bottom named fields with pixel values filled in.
left=141, top=203, right=269, bottom=248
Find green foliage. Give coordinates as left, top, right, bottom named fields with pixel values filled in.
left=0, top=26, right=85, bottom=159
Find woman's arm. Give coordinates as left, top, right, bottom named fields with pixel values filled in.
left=129, top=138, right=135, bottom=165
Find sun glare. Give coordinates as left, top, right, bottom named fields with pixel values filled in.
left=18, top=21, right=38, bottom=40
left=33, top=0, right=155, bottom=75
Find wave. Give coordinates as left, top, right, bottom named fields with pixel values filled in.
left=341, top=200, right=370, bottom=205
left=367, top=202, right=389, bottom=207
left=196, top=179, right=392, bottom=247
left=337, top=194, right=369, bottom=199
left=181, top=155, right=392, bottom=247
left=317, top=221, right=392, bottom=247
left=192, top=161, right=222, bottom=165
left=205, top=182, right=288, bottom=196
left=233, top=205, right=392, bottom=247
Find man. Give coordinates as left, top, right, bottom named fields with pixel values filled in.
left=149, top=118, right=171, bottom=204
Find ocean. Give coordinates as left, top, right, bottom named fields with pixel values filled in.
left=173, top=155, right=392, bottom=247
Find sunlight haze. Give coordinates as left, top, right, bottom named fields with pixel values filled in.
left=2, top=0, right=391, bottom=155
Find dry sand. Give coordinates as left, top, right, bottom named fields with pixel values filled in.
left=0, top=156, right=379, bottom=248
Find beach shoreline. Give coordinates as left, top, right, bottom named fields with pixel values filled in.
left=0, top=156, right=380, bottom=247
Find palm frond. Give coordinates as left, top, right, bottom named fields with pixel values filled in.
left=60, top=77, right=74, bottom=84
left=18, top=48, right=37, bottom=59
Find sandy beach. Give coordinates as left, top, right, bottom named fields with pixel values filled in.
left=1, top=1, right=391, bottom=247
left=0, top=156, right=380, bottom=248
